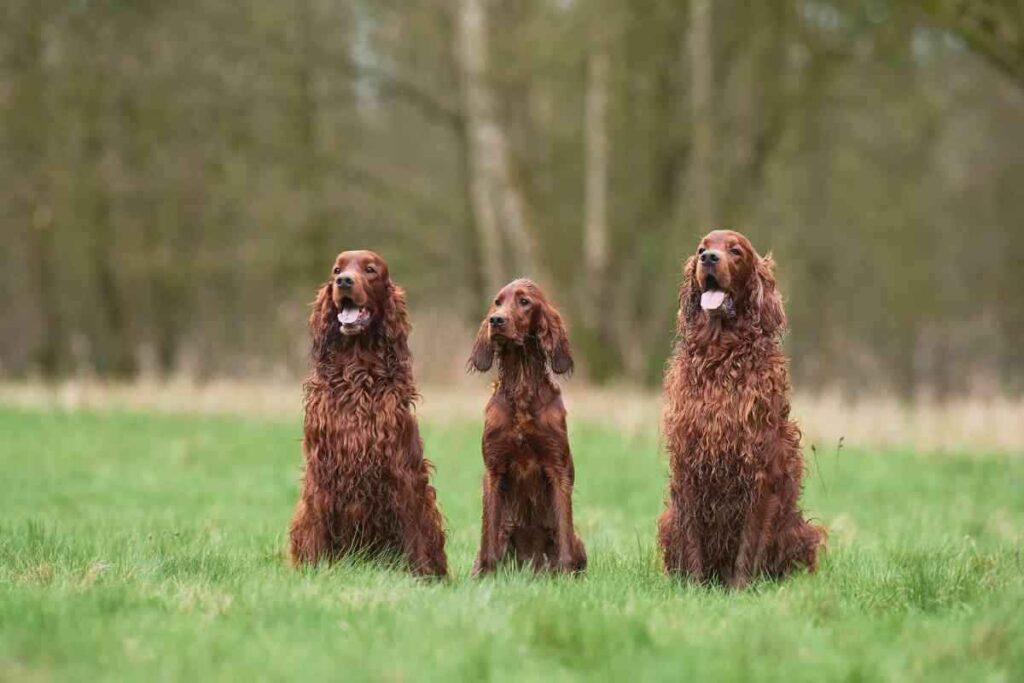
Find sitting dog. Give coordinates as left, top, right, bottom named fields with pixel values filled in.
left=468, top=279, right=586, bottom=575
left=289, top=250, right=447, bottom=577
left=658, top=230, right=825, bottom=587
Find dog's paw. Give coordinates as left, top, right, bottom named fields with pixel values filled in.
left=471, top=558, right=495, bottom=577
left=556, top=556, right=585, bottom=575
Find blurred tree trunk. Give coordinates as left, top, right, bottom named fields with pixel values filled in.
left=294, top=0, right=331, bottom=276
left=87, top=19, right=136, bottom=377
left=582, top=33, right=610, bottom=330
left=690, top=0, right=715, bottom=230
left=718, top=2, right=790, bottom=228
left=456, top=0, right=505, bottom=294
left=11, top=1, right=64, bottom=375
left=456, top=0, right=541, bottom=294
left=579, top=22, right=617, bottom=381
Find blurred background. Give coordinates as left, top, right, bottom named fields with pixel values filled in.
left=1, top=0, right=1022, bottom=398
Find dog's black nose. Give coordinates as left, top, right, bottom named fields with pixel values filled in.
left=336, top=275, right=355, bottom=288
left=700, top=251, right=719, bottom=265
left=489, top=315, right=506, bottom=327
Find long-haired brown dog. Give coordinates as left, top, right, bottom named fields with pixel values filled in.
left=288, top=250, right=447, bottom=577
left=658, top=230, right=825, bottom=588
left=468, top=279, right=586, bottom=575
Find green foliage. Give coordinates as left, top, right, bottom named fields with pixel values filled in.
left=0, top=407, right=1022, bottom=680
left=0, top=1, right=1022, bottom=393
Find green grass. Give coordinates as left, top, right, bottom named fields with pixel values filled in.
left=0, top=406, right=1022, bottom=682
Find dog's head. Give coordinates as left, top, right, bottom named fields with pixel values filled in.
left=682, top=230, right=785, bottom=337
left=321, top=250, right=393, bottom=337
left=309, top=250, right=410, bottom=359
left=469, top=279, right=573, bottom=375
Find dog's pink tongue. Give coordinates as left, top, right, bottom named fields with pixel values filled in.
left=701, top=290, right=726, bottom=311
left=338, top=305, right=360, bottom=325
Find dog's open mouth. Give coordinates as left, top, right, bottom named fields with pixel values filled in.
left=700, top=275, right=730, bottom=312
left=337, top=298, right=371, bottom=335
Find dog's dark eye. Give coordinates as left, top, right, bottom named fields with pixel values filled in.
left=697, top=247, right=706, bottom=255
left=494, top=298, right=501, bottom=306
left=519, top=298, right=530, bottom=307
left=365, top=264, right=376, bottom=274
left=333, top=267, right=341, bottom=274
left=729, top=247, right=743, bottom=257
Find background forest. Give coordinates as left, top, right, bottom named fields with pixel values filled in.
left=2, top=0, right=1022, bottom=395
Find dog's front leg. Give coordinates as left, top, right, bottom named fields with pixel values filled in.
left=659, top=474, right=705, bottom=582
left=546, top=463, right=580, bottom=573
left=731, top=474, right=780, bottom=589
left=472, top=470, right=506, bottom=575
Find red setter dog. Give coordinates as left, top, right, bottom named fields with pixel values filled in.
left=288, top=250, right=447, bottom=577
left=658, top=230, right=825, bottom=588
left=468, top=279, right=587, bottom=575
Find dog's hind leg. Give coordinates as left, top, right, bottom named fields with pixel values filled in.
left=391, top=422, right=448, bottom=578
left=288, top=495, right=332, bottom=566
left=766, top=515, right=826, bottom=578
left=569, top=532, right=587, bottom=573
left=473, top=471, right=509, bottom=576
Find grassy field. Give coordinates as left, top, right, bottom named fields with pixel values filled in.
left=0, top=406, right=1022, bottom=682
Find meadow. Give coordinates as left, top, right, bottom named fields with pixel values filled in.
left=0, top=404, right=1022, bottom=682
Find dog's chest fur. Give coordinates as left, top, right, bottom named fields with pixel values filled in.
left=666, top=343, right=787, bottom=466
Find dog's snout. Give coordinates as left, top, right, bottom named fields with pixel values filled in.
left=700, top=250, right=720, bottom=265
left=336, top=274, right=355, bottom=288
left=489, top=315, right=506, bottom=327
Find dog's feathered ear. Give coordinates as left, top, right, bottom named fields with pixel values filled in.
left=468, top=319, right=494, bottom=373
left=537, top=301, right=574, bottom=375
left=679, top=256, right=701, bottom=329
left=750, top=254, right=786, bottom=338
left=310, top=282, right=337, bottom=361
left=381, top=281, right=412, bottom=361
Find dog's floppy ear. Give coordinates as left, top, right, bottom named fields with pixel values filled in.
left=749, top=254, right=786, bottom=338
left=537, top=300, right=574, bottom=375
left=381, top=281, right=411, bottom=343
left=468, top=319, right=494, bottom=373
left=309, top=281, right=337, bottom=361
left=679, top=256, right=702, bottom=329
left=381, top=281, right=413, bottom=367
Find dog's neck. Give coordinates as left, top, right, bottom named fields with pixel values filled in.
left=494, top=338, right=553, bottom=406
left=681, top=312, right=781, bottom=374
left=314, top=324, right=411, bottom=388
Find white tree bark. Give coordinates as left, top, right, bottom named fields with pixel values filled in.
left=456, top=0, right=539, bottom=292
left=690, top=0, right=715, bottom=230
left=456, top=0, right=504, bottom=294
left=583, top=41, right=610, bottom=327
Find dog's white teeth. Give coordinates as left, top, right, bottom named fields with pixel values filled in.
left=701, top=290, right=726, bottom=311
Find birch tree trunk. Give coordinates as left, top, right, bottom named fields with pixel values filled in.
left=456, top=0, right=504, bottom=294
left=690, top=0, right=715, bottom=230
left=582, top=39, right=610, bottom=329
left=456, top=0, right=539, bottom=294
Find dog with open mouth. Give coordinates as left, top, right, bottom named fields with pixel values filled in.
left=288, top=250, right=447, bottom=577
left=658, top=230, right=825, bottom=588
left=468, top=279, right=587, bottom=575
